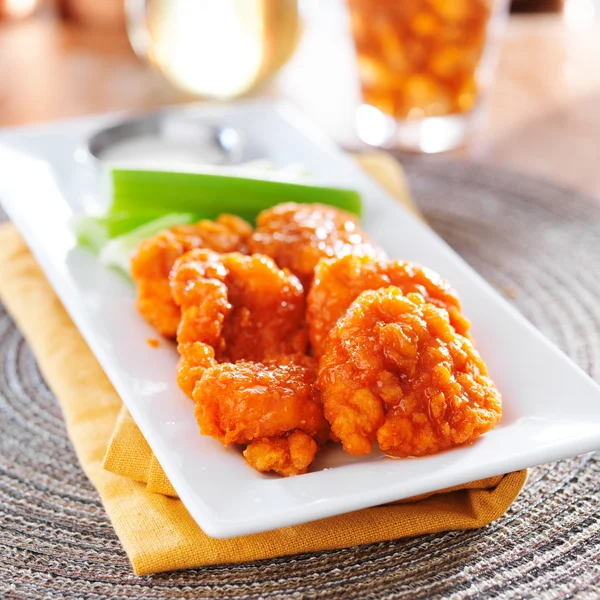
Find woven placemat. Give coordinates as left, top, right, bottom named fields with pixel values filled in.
left=1, top=160, right=599, bottom=599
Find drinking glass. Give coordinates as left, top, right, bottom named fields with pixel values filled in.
left=347, top=0, right=509, bottom=152
left=126, top=0, right=300, bottom=100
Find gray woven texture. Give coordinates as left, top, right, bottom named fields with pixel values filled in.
left=1, top=160, right=599, bottom=599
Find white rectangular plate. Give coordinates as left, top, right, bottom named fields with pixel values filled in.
left=1, top=102, right=600, bottom=538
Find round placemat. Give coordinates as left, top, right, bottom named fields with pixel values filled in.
left=1, top=160, right=599, bottom=599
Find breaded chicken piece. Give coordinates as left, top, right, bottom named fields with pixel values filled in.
left=307, top=255, right=470, bottom=358
left=176, top=342, right=218, bottom=399
left=194, top=358, right=328, bottom=476
left=194, top=358, right=326, bottom=445
left=170, top=250, right=308, bottom=397
left=244, top=431, right=318, bottom=477
left=169, top=249, right=231, bottom=349
left=131, top=215, right=252, bottom=337
left=249, top=202, right=383, bottom=288
left=318, top=287, right=502, bottom=458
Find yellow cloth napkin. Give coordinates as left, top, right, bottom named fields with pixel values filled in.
left=0, top=152, right=527, bottom=576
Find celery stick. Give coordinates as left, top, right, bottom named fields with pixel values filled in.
left=99, top=213, right=195, bottom=277
left=109, top=169, right=363, bottom=221
left=73, top=215, right=111, bottom=253
left=73, top=212, right=158, bottom=253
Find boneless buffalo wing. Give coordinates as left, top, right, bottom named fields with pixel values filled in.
left=130, top=202, right=502, bottom=476
left=131, top=215, right=252, bottom=337
left=170, top=249, right=307, bottom=396
left=307, top=254, right=470, bottom=358
left=318, top=287, right=502, bottom=457
left=194, top=357, right=328, bottom=476
left=249, top=202, right=384, bottom=288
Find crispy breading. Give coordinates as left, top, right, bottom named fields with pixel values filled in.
left=318, top=287, right=501, bottom=457
left=194, top=358, right=327, bottom=476
left=131, top=215, right=252, bottom=337
left=249, top=202, right=383, bottom=288
left=307, top=255, right=470, bottom=358
left=170, top=250, right=307, bottom=397
left=244, top=431, right=319, bottom=477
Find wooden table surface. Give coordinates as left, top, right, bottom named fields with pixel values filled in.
left=1, top=9, right=599, bottom=200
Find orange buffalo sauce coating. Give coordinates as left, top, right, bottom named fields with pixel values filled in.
left=318, top=287, right=501, bottom=457
left=131, top=215, right=252, bottom=338
left=194, top=359, right=326, bottom=445
left=249, top=202, right=383, bottom=288
left=171, top=250, right=307, bottom=361
left=130, top=203, right=503, bottom=476
left=307, top=255, right=469, bottom=358
left=170, top=249, right=308, bottom=398
left=176, top=342, right=218, bottom=400
left=194, top=357, right=328, bottom=476
left=244, top=431, right=318, bottom=477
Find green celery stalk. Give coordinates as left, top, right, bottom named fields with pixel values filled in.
left=73, top=215, right=110, bottom=254
left=73, top=212, right=161, bottom=253
left=108, top=169, right=363, bottom=221
left=99, top=213, right=195, bottom=277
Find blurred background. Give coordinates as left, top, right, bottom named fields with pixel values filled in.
left=0, top=0, right=599, bottom=198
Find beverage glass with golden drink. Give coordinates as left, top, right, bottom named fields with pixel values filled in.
left=126, top=0, right=300, bottom=100
left=348, top=0, right=509, bottom=152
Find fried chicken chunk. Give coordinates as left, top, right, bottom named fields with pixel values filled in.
left=244, top=431, right=318, bottom=477
left=307, top=255, right=470, bottom=358
left=131, top=215, right=252, bottom=337
left=194, top=358, right=327, bottom=476
left=170, top=249, right=307, bottom=397
left=176, top=341, right=218, bottom=399
left=249, top=202, right=383, bottom=288
left=318, top=287, right=502, bottom=458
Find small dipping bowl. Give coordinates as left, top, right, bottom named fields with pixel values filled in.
left=82, top=112, right=244, bottom=170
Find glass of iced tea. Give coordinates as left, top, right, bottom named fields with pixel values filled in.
left=347, top=0, right=509, bottom=152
